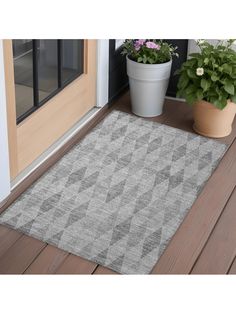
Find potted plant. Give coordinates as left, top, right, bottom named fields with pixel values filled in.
left=121, top=40, right=178, bottom=117
left=176, top=39, right=236, bottom=138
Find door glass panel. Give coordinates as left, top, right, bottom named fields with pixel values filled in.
left=38, top=40, right=58, bottom=102
left=13, top=39, right=85, bottom=123
left=13, top=40, right=34, bottom=119
left=61, top=40, right=84, bottom=84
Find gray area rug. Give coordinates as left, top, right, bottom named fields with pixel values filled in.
left=0, top=110, right=227, bottom=274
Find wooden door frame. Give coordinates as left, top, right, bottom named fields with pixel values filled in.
left=3, top=40, right=18, bottom=178
left=3, top=39, right=97, bottom=179
left=0, top=40, right=11, bottom=202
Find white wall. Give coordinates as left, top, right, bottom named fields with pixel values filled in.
left=0, top=40, right=11, bottom=203
left=96, top=40, right=109, bottom=108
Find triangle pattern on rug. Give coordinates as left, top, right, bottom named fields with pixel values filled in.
left=0, top=110, right=227, bottom=274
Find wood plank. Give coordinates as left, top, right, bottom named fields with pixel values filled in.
left=24, top=244, right=69, bottom=274
left=0, top=225, right=22, bottom=258
left=161, top=99, right=194, bottom=133
left=114, top=97, right=192, bottom=131
left=161, top=98, right=236, bottom=146
left=0, top=235, right=46, bottom=274
left=228, top=257, right=236, bottom=274
left=93, top=266, right=119, bottom=275
left=151, top=138, right=236, bottom=274
left=115, top=95, right=235, bottom=146
left=191, top=186, right=236, bottom=274
left=55, top=254, right=97, bottom=274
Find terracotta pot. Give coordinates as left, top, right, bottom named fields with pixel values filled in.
left=193, top=100, right=236, bottom=138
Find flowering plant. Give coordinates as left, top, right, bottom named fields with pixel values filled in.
left=176, top=39, right=236, bottom=109
left=121, top=39, right=178, bottom=64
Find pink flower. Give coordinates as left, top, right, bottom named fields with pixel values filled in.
left=136, top=39, right=146, bottom=45
left=145, top=41, right=160, bottom=50
left=134, top=39, right=146, bottom=51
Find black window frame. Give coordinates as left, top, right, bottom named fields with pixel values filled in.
left=16, top=39, right=84, bottom=124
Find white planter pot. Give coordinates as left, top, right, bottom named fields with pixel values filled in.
left=126, top=56, right=172, bottom=117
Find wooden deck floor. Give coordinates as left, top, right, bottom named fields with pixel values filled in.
left=0, top=91, right=236, bottom=275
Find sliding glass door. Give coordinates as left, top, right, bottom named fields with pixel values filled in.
left=13, top=39, right=84, bottom=123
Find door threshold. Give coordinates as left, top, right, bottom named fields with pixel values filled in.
left=11, top=106, right=102, bottom=190
left=0, top=104, right=110, bottom=212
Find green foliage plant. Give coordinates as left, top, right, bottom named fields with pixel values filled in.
left=176, top=39, right=236, bottom=109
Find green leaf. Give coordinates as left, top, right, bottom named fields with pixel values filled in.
left=189, top=53, right=201, bottom=58
left=222, top=63, right=232, bottom=74
left=187, top=68, right=197, bottom=79
left=198, top=59, right=203, bottom=67
left=185, top=93, right=196, bottom=105
left=213, top=98, right=228, bottom=110
left=200, top=78, right=211, bottom=92
left=230, top=95, right=236, bottom=103
left=207, top=88, right=218, bottom=97
left=223, top=82, right=235, bottom=95
left=177, top=74, right=189, bottom=89
left=209, top=96, right=218, bottom=105
left=196, top=89, right=203, bottom=101
left=174, top=68, right=181, bottom=75
left=209, top=57, right=216, bottom=65
left=176, top=90, right=183, bottom=98
left=185, top=84, right=197, bottom=95
left=137, top=57, right=142, bottom=63
left=186, top=58, right=197, bottom=67
left=204, top=69, right=213, bottom=76
left=148, top=57, right=154, bottom=64
left=211, top=74, right=219, bottom=82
